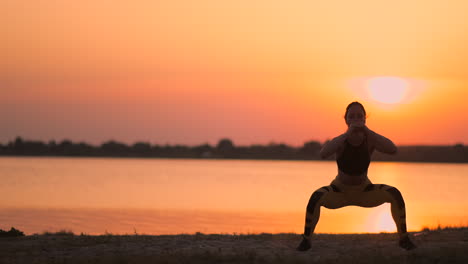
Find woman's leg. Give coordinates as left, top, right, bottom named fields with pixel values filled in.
left=354, top=183, right=416, bottom=250
left=298, top=184, right=347, bottom=251
left=355, top=184, right=407, bottom=235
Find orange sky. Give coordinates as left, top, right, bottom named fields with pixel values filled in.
left=2, top=0, right=468, bottom=146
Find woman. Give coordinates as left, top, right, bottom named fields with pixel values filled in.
left=297, top=101, right=416, bottom=251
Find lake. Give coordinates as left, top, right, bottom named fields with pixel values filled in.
left=0, top=157, right=467, bottom=235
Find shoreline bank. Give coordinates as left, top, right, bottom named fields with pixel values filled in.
left=1, top=228, right=466, bottom=263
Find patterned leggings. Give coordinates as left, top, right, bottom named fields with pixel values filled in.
left=303, top=177, right=408, bottom=238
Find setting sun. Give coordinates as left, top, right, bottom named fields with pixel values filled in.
left=366, top=77, right=409, bottom=104
left=364, top=204, right=398, bottom=233
left=375, top=210, right=397, bottom=233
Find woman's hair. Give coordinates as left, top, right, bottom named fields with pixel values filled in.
left=344, top=101, right=366, bottom=119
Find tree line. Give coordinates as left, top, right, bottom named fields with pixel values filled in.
left=0, top=137, right=466, bottom=163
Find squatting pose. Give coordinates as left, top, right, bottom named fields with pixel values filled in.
left=297, top=101, right=416, bottom=251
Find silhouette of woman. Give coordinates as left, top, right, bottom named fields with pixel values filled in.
left=297, top=101, right=416, bottom=251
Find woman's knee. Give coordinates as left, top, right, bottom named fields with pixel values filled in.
left=384, top=186, right=405, bottom=209
left=306, top=188, right=327, bottom=212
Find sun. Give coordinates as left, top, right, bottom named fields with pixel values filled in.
left=375, top=210, right=397, bottom=233
left=364, top=204, right=397, bottom=233
left=366, top=76, right=409, bottom=104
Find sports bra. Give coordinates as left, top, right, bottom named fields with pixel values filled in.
left=336, top=137, right=370, bottom=176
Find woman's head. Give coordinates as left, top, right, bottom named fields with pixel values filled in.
left=344, top=101, right=366, bottom=126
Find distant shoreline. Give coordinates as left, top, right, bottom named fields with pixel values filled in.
left=1, top=137, right=467, bottom=163
left=1, top=153, right=467, bottom=164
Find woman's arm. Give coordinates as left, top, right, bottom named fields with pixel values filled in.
left=319, top=133, right=347, bottom=159
left=320, top=124, right=366, bottom=159
left=365, top=127, right=397, bottom=154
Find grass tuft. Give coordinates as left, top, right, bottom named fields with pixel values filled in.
left=0, top=227, right=24, bottom=237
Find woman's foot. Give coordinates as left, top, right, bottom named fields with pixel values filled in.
left=399, top=235, right=416, bottom=250
left=296, top=235, right=311, bottom=251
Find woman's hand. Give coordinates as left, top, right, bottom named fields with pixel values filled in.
left=346, top=122, right=366, bottom=136
left=361, top=125, right=371, bottom=135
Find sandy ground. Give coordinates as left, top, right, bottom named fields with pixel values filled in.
left=0, top=228, right=467, bottom=263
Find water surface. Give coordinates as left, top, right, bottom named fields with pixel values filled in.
left=0, top=157, right=466, bottom=235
